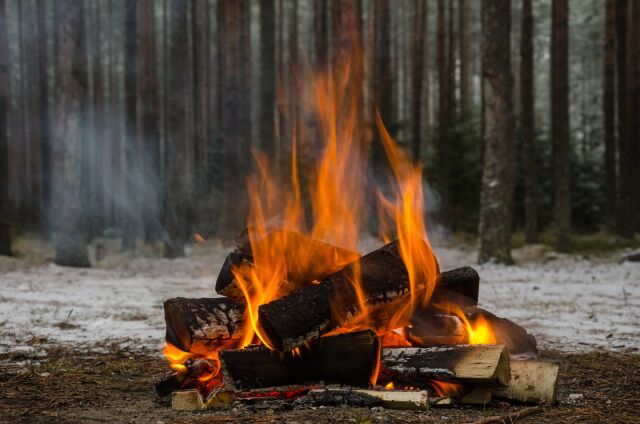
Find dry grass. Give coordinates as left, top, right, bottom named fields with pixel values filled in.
left=0, top=345, right=638, bottom=423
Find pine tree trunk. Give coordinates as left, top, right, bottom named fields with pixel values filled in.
left=36, top=0, right=51, bottom=237
left=551, top=0, right=570, bottom=252
left=603, top=0, right=617, bottom=230
left=259, top=0, right=276, bottom=154
left=52, top=0, right=90, bottom=268
left=314, top=0, right=329, bottom=70
left=615, top=0, right=631, bottom=237
left=437, top=0, right=451, bottom=222
left=521, top=0, right=537, bottom=243
left=628, top=0, right=640, bottom=234
left=122, top=0, right=139, bottom=251
left=411, top=0, right=426, bottom=161
left=0, top=0, right=10, bottom=256
left=478, top=0, right=515, bottom=264
left=164, top=0, right=188, bottom=257
left=219, top=0, right=252, bottom=239
left=447, top=0, right=456, bottom=118
left=192, top=0, right=209, bottom=197
left=459, top=0, right=471, bottom=115
left=373, top=0, right=392, bottom=167
left=91, top=0, right=105, bottom=237
left=138, top=0, right=161, bottom=242
left=108, top=0, right=122, bottom=229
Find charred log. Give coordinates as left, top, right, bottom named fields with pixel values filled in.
left=468, top=308, right=538, bottom=357
left=257, top=239, right=431, bottom=351
left=406, top=313, right=467, bottom=347
left=215, top=228, right=359, bottom=302
left=155, top=358, right=216, bottom=397
left=381, top=344, right=510, bottom=387
left=431, top=266, right=479, bottom=308
left=164, top=297, right=245, bottom=351
left=219, top=330, right=380, bottom=390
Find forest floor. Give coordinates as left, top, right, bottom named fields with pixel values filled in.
left=0, top=235, right=639, bottom=423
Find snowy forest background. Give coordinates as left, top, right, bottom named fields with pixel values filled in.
left=0, top=0, right=638, bottom=266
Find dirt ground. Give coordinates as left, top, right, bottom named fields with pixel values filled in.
left=1, top=344, right=638, bottom=424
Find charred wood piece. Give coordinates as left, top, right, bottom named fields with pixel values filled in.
left=219, top=330, right=380, bottom=390
left=469, top=309, right=538, bottom=357
left=164, top=297, right=245, bottom=351
left=381, top=344, right=510, bottom=387
left=257, top=240, right=427, bottom=351
left=155, top=358, right=216, bottom=397
left=215, top=229, right=359, bottom=302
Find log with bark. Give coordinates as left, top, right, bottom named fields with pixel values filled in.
left=493, top=360, right=559, bottom=404
left=164, top=297, right=245, bottom=351
left=257, top=239, right=438, bottom=351
left=380, top=344, right=510, bottom=387
left=219, top=330, right=380, bottom=390
left=215, top=228, right=359, bottom=302
left=155, top=358, right=217, bottom=397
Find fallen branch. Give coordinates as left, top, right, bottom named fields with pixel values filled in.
left=472, top=406, right=544, bottom=424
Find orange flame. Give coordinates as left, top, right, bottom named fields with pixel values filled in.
left=435, top=302, right=497, bottom=345
left=428, top=380, right=464, bottom=397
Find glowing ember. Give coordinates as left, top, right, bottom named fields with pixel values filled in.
left=428, top=380, right=464, bottom=397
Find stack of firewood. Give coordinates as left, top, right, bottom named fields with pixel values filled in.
left=157, top=229, right=559, bottom=411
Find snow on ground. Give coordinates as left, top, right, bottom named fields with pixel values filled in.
left=0, top=239, right=638, bottom=354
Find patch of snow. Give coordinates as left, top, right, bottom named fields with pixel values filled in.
left=0, top=242, right=638, bottom=354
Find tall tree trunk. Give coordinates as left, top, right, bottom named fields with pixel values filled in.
left=551, top=0, right=570, bottom=252
left=603, top=0, right=617, bottom=230
left=122, top=0, right=139, bottom=251
left=521, top=0, right=537, bottom=243
left=437, top=0, right=451, bottom=222
left=448, top=0, right=456, bottom=118
left=91, top=0, right=105, bottom=236
left=373, top=0, right=392, bottom=163
left=411, top=0, right=427, bottom=161
left=108, top=0, right=122, bottom=229
left=192, top=0, right=209, bottom=196
left=0, top=0, right=10, bottom=255
left=289, top=0, right=300, bottom=144
left=459, top=0, right=471, bottom=115
left=259, top=0, right=276, bottom=154
left=615, top=0, right=631, bottom=237
left=627, top=0, right=640, bottom=234
left=478, top=0, right=515, bottom=264
left=52, top=0, right=90, bottom=267
left=164, top=0, right=188, bottom=257
left=36, top=0, right=51, bottom=237
left=219, top=0, right=252, bottom=239
left=138, top=0, right=161, bottom=242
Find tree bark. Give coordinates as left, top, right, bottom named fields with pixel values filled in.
left=0, top=0, right=9, bottom=256
left=192, top=0, right=209, bottom=196
left=603, top=0, right=617, bottom=231
left=36, top=0, right=51, bottom=237
left=91, top=0, right=105, bottom=236
left=314, top=0, right=329, bottom=70
left=138, top=0, right=161, bottom=242
left=459, top=0, right=471, bottom=115
left=411, top=0, right=427, bottom=161
left=551, top=0, right=570, bottom=251
left=372, top=0, right=392, bottom=172
left=122, top=0, right=139, bottom=251
left=624, top=0, right=640, bottom=235
left=164, top=0, right=189, bottom=257
left=521, top=0, right=537, bottom=243
left=478, top=0, right=515, bottom=264
left=437, top=0, right=451, bottom=222
left=259, top=0, right=276, bottom=154
left=52, top=0, right=90, bottom=267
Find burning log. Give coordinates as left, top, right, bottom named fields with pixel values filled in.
left=155, top=358, right=217, bottom=397
left=219, top=330, right=380, bottom=390
left=431, top=266, right=480, bottom=309
left=215, top=229, right=359, bottom=302
left=493, top=360, right=559, bottom=404
left=381, top=345, right=510, bottom=387
left=468, top=309, right=538, bottom=356
left=164, top=297, right=245, bottom=351
left=257, top=240, right=419, bottom=351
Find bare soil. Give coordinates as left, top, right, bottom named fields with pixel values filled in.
left=1, top=344, right=638, bottom=424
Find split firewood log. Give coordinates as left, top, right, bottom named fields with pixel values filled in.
left=257, top=239, right=437, bottom=351
left=215, top=228, right=359, bottom=302
left=380, top=344, right=510, bottom=387
left=493, top=360, right=559, bottom=404
left=219, top=330, right=380, bottom=390
left=164, top=297, right=245, bottom=351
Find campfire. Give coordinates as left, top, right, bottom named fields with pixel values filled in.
left=155, top=68, right=559, bottom=412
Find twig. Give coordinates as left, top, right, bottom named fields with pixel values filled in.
left=472, top=406, right=544, bottom=424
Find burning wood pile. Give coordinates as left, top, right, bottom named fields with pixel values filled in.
left=156, top=229, right=558, bottom=412
left=155, top=70, right=558, bottom=413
